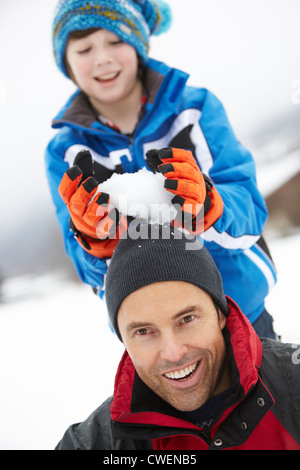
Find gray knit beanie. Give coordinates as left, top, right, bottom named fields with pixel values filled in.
left=105, top=222, right=228, bottom=341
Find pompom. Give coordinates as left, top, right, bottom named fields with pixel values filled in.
left=152, top=0, right=172, bottom=35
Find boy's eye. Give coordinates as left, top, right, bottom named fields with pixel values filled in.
left=78, top=47, right=91, bottom=54
left=110, top=39, right=123, bottom=45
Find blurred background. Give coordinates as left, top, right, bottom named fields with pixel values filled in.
left=0, top=0, right=299, bottom=449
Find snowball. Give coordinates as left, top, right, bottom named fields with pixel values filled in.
left=96, top=168, right=177, bottom=224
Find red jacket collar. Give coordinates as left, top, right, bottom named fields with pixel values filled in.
left=111, top=297, right=263, bottom=425
left=225, top=297, right=263, bottom=393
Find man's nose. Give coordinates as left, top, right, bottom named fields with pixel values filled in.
left=159, top=333, right=188, bottom=364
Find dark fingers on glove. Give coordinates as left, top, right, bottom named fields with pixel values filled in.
left=146, top=147, right=223, bottom=234
left=146, top=146, right=206, bottom=206
left=73, top=149, right=94, bottom=181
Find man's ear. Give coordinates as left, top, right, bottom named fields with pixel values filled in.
left=218, top=309, right=227, bottom=330
left=213, top=300, right=227, bottom=330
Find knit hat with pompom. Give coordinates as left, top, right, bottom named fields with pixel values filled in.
left=52, top=0, right=172, bottom=77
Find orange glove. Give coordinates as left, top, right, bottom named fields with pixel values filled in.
left=146, top=147, right=223, bottom=234
left=58, top=150, right=127, bottom=258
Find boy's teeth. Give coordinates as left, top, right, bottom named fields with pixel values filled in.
left=99, top=72, right=118, bottom=80
left=164, top=361, right=198, bottom=380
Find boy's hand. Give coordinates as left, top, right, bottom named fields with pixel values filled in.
left=146, top=147, right=223, bottom=234
left=59, top=150, right=127, bottom=258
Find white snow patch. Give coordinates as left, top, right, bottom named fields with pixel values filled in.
left=97, top=168, right=176, bottom=224
left=0, top=280, right=124, bottom=450
left=265, top=232, right=300, bottom=344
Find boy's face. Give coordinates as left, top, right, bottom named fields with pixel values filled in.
left=118, top=281, right=229, bottom=412
left=66, top=29, right=141, bottom=110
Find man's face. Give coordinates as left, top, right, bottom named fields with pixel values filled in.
left=118, top=281, right=229, bottom=412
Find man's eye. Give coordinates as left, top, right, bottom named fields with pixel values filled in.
left=180, top=315, right=195, bottom=324
left=136, top=328, right=150, bottom=336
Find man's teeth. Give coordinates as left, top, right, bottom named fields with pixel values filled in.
left=164, top=361, right=198, bottom=380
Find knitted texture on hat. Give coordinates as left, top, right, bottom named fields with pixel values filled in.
left=52, top=0, right=172, bottom=77
left=105, top=222, right=229, bottom=341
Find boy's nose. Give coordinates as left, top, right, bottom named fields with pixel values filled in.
left=94, top=48, right=113, bottom=66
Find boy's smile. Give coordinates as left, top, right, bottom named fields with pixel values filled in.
left=94, top=71, right=120, bottom=84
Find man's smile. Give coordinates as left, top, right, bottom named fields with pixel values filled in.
left=163, top=360, right=199, bottom=381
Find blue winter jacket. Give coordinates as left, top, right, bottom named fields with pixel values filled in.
left=45, top=58, right=277, bottom=324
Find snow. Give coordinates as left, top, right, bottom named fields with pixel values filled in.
left=265, top=233, right=300, bottom=344
left=0, top=277, right=124, bottom=450
left=97, top=168, right=176, bottom=224
left=0, top=234, right=299, bottom=450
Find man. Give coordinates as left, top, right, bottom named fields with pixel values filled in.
left=56, top=223, right=300, bottom=450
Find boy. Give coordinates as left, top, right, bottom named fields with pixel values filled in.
left=46, top=0, right=277, bottom=337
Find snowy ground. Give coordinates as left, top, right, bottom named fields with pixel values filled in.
left=0, top=233, right=299, bottom=450
left=264, top=233, right=300, bottom=344
left=0, top=274, right=124, bottom=450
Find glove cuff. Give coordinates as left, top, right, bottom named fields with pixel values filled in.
left=69, top=217, right=127, bottom=258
